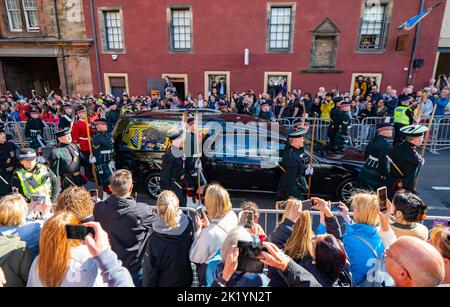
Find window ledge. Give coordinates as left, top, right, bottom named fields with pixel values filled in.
left=356, top=49, right=386, bottom=54
left=301, top=68, right=343, bottom=74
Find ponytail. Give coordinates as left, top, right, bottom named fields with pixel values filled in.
left=157, top=190, right=180, bottom=229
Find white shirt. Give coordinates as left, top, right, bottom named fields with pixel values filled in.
left=27, top=245, right=106, bottom=287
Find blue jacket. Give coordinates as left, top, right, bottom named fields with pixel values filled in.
left=436, top=97, right=449, bottom=116
left=342, top=223, right=384, bottom=286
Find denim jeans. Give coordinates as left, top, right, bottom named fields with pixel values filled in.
left=132, top=268, right=143, bottom=287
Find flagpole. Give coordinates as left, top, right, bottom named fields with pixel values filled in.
left=407, top=0, right=425, bottom=85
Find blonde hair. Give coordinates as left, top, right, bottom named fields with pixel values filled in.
left=280, top=198, right=300, bottom=223
left=284, top=211, right=315, bottom=260
left=0, top=194, right=28, bottom=226
left=351, top=193, right=380, bottom=226
left=205, top=184, right=232, bottom=220
left=38, top=212, right=79, bottom=287
left=429, top=227, right=450, bottom=260
left=157, top=190, right=180, bottom=229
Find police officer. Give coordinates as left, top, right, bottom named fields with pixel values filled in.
left=385, top=124, right=428, bottom=198
left=0, top=123, right=17, bottom=196
left=276, top=128, right=308, bottom=201
left=357, top=122, right=393, bottom=191
left=25, top=108, right=46, bottom=163
left=393, top=96, right=414, bottom=146
left=58, top=102, right=73, bottom=129
left=48, top=127, right=85, bottom=191
left=160, top=128, right=187, bottom=207
left=333, top=99, right=352, bottom=153
left=89, top=118, right=115, bottom=194
left=11, top=148, right=60, bottom=203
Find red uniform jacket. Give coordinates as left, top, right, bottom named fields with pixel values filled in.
left=71, top=120, right=94, bottom=152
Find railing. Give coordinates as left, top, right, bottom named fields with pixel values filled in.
left=275, top=115, right=448, bottom=154
left=4, top=116, right=450, bottom=154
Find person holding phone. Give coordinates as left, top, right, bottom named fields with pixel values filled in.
left=210, top=227, right=270, bottom=287
left=27, top=212, right=107, bottom=287
left=11, top=148, right=60, bottom=204
left=357, top=122, right=393, bottom=191
left=142, top=190, right=194, bottom=287
left=0, top=122, right=17, bottom=197
left=276, top=128, right=308, bottom=201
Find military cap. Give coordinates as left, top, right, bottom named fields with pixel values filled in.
left=340, top=99, right=351, bottom=107
left=0, top=123, right=5, bottom=133
left=289, top=127, right=307, bottom=138
left=55, top=127, right=72, bottom=138
left=94, top=118, right=107, bottom=125
left=167, top=128, right=185, bottom=141
left=400, top=96, right=410, bottom=103
left=108, top=100, right=117, bottom=107
left=29, top=107, right=39, bottom=114
left=63, top=102, right=72, bottom=109
left=74, top=105, right=86, bottom=113
left=260, top=100, right=271, bottom=108
left=400, top=125, right=428, bottom=137
left=376, top=122, right=393, bottom=131
left=19, top=148, right=37, bottom=161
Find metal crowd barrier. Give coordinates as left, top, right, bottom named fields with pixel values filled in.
left=5, top=121, right=58, bottom=147
left=275, top=115, right=447, bottom=154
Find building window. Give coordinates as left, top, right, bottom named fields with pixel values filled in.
left=310, top=19, right=340, bottom=69
left=268, top=6, right=293, bottom=51
left=5, top=0, right=23, bottom=31
left=264, top=72, right=292, bottom=96
left=104, top=11, right=124, bottom=51
left=22, top=0, right=39, bottom=31
left=358, top=3, right=388, bottom=50
left=104, top=73, right=129, bottom=97
left=170, top=8, right=192, bottom=51
left=204, top=72, right=230, bottom=98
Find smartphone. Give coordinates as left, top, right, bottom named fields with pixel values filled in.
left=377, top=187, right=388, bottom=212
left=275, top=200, right=287, bottom=210
left=236, top=240, right=268, bottom=273
left=243, top=210, right=254, bottom=229
left=30, top=195, right=46, bottom=204
left=330, top=202, right=342, bottom=212
left=89, top=189, right=98, bottom=201
left=301, top=199, right=314, bottom=211
left=65, top=225, right=95, bottom=240
left=196, top=206, right=205, bottom=218
left=12, top=187, right=19, bottom=194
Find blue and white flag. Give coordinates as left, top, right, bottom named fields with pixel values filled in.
left=398, top=2, right=442, bottom=31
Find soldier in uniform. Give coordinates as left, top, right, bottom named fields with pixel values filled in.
left=276, top=128, right=308, bottom=201
left=48, top=127, right=86, bottom=191
left=25, top=108, right=46, bottom=163
left=11, top=148, right=60, bottom=203
left=160, top=128, right=187, bottom=207
left=72, top=105, right=94, bottom=180
left=58, top=103, right=73, bottom=129
left=106, top=101, right=120, bottom=133
left=89, top=118, right=115, bottom=194
left=333, top=99, right=352, bottom=153
left=357, top=122, right=393, bottom=191
left=393, top=96, right=414, bottom=146
left=0, top=123, right=17, bottom=196
left=385, top=124, right=428, bottom=198
left=327, top=96, right=343, bottom=152
left=184, top=117, right=206, bottom=205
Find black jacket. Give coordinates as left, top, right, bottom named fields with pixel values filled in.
left=142, top=214, right=194, bottom=287
left=93, top=195, right=156, bottom=274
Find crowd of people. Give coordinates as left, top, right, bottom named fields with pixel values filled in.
left=0, top=168, right=448, bottom=287
left=0, top=75, right=449, bottom=288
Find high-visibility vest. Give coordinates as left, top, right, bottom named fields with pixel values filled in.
left=394, top=106, right=410, bottom=125
left=15, top=164, right=52, bottom=200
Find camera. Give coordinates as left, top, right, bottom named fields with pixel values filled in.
left=237, top=240, right=268, bottom=273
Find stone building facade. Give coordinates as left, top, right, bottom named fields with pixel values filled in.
left=0, top=0, right=93, bottom=97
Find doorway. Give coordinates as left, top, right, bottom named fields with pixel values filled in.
left=161, top=74, right=188, bottom=100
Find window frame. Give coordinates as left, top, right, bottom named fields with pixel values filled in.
left=204, top=71, right=230, bottom=99
left=5, top=0, right=23, bottom=32
left=356, top=0, right=392, bottom=53
left=266, top=3, right=296, bottom=53
left=168, top=6, right=193, bottom=53
left=22, top=0, right=39, bottom=32
left=263, top=72, right=292, bottom=95
left=104, top=73, right=129, bottom=96
left=310, top=19, right=341, bottom=69
left=98, top=7, right=126, bottom=54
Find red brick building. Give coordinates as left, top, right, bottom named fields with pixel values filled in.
left=82, top=0, right=447, bottom=98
